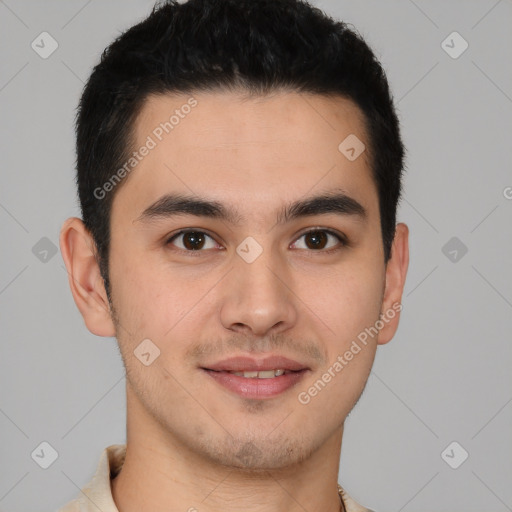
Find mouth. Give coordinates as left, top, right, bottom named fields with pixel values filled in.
left=201, top=355, right=310, bottom=399
left=224, top=369, right=291, bottom=378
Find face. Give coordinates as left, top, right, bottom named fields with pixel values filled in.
left=67, top=90, right=408, bottom=470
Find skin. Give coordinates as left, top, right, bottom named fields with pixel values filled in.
left=60, top=90, right=409, bottom=512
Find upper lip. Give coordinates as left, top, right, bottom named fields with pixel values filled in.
left=202, top=355, right=309, bottom=372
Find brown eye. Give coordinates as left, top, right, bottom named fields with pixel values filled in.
left=292, top=229, right=346, bottom=251
left=167, top=231, right=217, bottom=251
left=182, top=231, right=205, bottom=250
left=304, top=230, right=328, bottom=249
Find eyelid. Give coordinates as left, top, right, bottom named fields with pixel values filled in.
left=295, top=227, right=348, bottom=245
left=166, top=228, right=221, bottom=250
left=291, top=227, right=348, bottom=253
left=165, top=227, right=348, bottom=253
left=166, top=226, right=348, bottom=245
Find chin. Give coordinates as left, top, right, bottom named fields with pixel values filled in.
left=195, top=433, right=317, bottom=471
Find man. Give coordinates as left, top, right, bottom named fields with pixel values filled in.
left=58, top=0, right=409, bottom=510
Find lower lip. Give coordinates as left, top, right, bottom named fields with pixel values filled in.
left=203, top=369, right=308, bottom=399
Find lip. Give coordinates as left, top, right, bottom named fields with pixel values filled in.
left=202, top=355, right=309, bottom=372
left=201, top=355, right=310, bottom=400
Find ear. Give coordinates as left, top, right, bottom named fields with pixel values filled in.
left=377, top=222, right=409, bottom=345
left=59, top=217, right=116, bottom=337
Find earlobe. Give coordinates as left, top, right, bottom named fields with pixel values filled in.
left=59, top=217, right=116, bottom=337
left=377, top=222, right=409, bottom=345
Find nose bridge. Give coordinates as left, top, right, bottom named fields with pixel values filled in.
left=237, top=244, right=282, bottom=299
left=220, top=236, right=297, bottom=335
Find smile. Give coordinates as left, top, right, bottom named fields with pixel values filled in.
left=227, top=369, right=288, bottom=378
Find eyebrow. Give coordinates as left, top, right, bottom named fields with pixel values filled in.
left=135, top=189, right=367, bottom=226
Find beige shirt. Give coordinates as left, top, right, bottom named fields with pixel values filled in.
left=57, top=444, right=374, bottom=512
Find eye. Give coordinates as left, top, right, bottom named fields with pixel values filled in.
left=166, top=230, right=220, bottom=251
left=291, top=229, right=347, bottom=252
left=166, top=228, right=347, bottom=254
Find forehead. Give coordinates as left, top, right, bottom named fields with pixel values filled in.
left=113, top=90, right=378, bottom=221
left=136, top=90, right=368, bottom=155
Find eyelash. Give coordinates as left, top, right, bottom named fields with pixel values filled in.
left=165, top=228, right=348, bottom=256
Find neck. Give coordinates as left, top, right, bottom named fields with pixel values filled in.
left=112, top=385, right=345, bottom=512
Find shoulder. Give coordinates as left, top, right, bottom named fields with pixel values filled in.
left=339, top=484, right=377, bottom=512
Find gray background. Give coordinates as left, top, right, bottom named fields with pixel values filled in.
left=1, top=1, right=511, bottom=511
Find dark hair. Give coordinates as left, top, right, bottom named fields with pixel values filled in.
left=76, top=0, right=405, bottom=301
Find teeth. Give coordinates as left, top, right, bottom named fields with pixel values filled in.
left=258, top=370, right=279, bottom=379
left=230, top=369, right=286, bottom=378
left=241, top=371, right=258, bottom=378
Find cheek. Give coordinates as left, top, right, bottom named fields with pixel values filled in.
left=314, top=262, right=383, bottom=405
left=109, top=248, right=182, bottom=337
left=296, top=271, right=380, bottom=418
left=109, top=247, right=219, bottom=363
left=302, top=259, right=384, bottom=342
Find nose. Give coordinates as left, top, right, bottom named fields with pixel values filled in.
left=219, top=247, right=298, bottom=338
